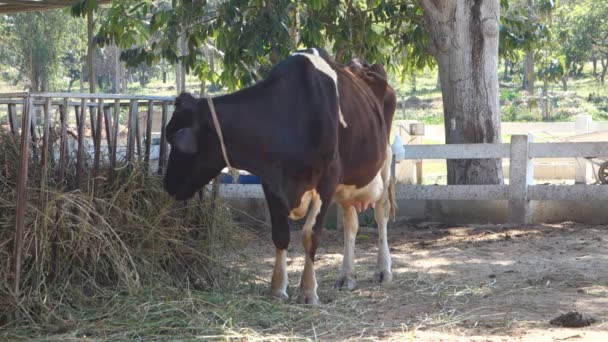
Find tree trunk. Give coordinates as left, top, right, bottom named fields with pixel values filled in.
left=522, top=0, right=535, bottom=92
left=122, top=66, right=128, bottom=93
left=523, top=51, right=535, bottom=92
left=80, top=65, right=85, bottom=93
left=421, top=0, right=503, bottom=185
left=592, top=56, right=597, bottom=77
left=411, top=69, right=417, bottom=93
left=601, top=57, right=607, bottom=86
left=541, top=76, right=549, bottom=119
left=290, top=6, right=300, bottom=47
left=561, top=75, right=568, bottom=91
left=87, top=8, right=95, bottom=93
left=503, top=58, right=509, bottom=81
left=113, top=45, right=120, bottom=93
left=67, top=79, right=75, bottom=92
left=436, top=67, right=441, bottom=89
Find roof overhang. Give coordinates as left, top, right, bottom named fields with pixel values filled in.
left=0, top=0, right=111, bottom=14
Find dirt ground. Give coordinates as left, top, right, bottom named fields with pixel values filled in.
left=229, top=221, right=608, bottom=341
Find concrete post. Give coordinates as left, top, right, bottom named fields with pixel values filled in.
left=575, top=115, right=592, bottom=184
left=508, top=134, right=534, bottom=224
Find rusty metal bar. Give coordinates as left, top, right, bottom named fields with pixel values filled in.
left=40, top=98, right=51, bottom=185
left=103, top=104, right=113, bottom=166
left=58, top=98, right=68, bottom=183
left=12, top=94, right=32, bottom=295
left=93, top=99, right=103, bottom=191
left=158, top=101, right=169, bottom=174
left=74, top=105, right=80, bottom=128
left=135, top=103, right=141, bottom=161
left=144, top=100, right=153, bottom=168
left=111, top=99, right=120, bottom=173
left=89, top=105, right=97, bottom=148
left=126, top=99, right=138, bottom=163
left=29, top=102, right=39, bottom=163
left=76, top=98, right=86, bottom=189
left=8, top=103, right=17, bottom=134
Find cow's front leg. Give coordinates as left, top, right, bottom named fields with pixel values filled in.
left=335, top=205, right=359, bottom=290
left=271, top=247, right=289, bottom=300
left=262, top=183, right=290, bottom=301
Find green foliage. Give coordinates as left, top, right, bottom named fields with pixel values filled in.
left=0, top=10, right=85, bottom=91
left=85, top=1, right=439, bottom=90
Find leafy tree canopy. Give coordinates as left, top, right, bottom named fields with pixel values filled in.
left=72, top=0, right=562, bottom=90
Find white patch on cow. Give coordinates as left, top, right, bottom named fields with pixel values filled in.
left=334, top=145, right=393, bottom=287
left=291, top=52, right=347, bottom=128
left=311, top=48, right=320, bottom=56
left=270, top=248, right=289, bottom=300
left=300, top=191, right=321, bottom=304
left=289, top=190, right=314, bottom=220
left=334, top=171, right=384, bottom=207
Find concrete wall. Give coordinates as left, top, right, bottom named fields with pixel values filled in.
left=224, top=197, right=608, bottom=226
left=395, top=199, right=608, bottom=225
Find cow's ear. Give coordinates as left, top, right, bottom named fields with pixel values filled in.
left=173, top=127, right=198, bottom=154
left=364, top=71, right=388, bottom=101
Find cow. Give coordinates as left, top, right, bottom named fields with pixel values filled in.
left=163, top=48, right=397, bottom=304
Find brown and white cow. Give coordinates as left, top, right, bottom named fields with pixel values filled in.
left=163, top=48, right=397, bottom=304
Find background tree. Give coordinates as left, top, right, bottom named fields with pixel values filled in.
left=571, top=0, right=608, bottom=85
left=0, top=10, right=77, bottom=92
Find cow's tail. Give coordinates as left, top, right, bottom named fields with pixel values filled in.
left=389, top=170, right=397, bottom=221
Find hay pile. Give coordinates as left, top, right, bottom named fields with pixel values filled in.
left=0, top=131, right=240, bottom=328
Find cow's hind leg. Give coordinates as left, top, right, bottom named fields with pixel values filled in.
left=299, top=191, right=322, bottom=304
left=262, top=183, right=290, bottom=301
left=374, top=149, right=393, bottom=283
left=300, top=172, right=339, bottom=304
left=335, top=205, right=358, bottom=290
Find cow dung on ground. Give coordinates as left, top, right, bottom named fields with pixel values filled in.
left=549, top=311, right=596, bottom=328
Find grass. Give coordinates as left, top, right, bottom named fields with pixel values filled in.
left=0, top=129, right=250, bottom=339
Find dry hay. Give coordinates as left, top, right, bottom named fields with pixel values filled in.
left=0, top=131, right=243, bottom=330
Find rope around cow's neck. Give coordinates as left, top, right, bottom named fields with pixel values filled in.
left=206, top=96, right=233, bottom=169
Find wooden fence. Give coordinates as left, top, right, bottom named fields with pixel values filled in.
left=1, top=91, right=174, bottom=295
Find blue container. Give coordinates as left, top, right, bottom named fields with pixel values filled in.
left=219, top=173, right=261, bottom=184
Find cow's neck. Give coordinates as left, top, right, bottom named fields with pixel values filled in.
left=209, top=91, right=283, bottom=182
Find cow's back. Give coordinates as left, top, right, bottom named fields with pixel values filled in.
left=334, top=67, right=391, bottom=188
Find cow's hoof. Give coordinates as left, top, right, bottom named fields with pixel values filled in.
left=298, top=292, right=320, bottom=305
left=334, top=275, right=357, bottom=291
left=374, top=270, right=393, bottom=283
left=270, top=289, right=289, bottom=302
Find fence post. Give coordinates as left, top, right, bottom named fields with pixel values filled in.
left=575, top=115, right=592, bottom=184
left=508, top=134, right=533, bottom=224
left=12, top=94, right=32, bottom=295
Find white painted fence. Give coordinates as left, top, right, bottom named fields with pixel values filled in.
left=397, top=135, right=608, bottom=223
left=214, top=135, right=608, bottom=224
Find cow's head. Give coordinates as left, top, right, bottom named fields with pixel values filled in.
left=163, top=92, right=226, bottom=200
left=347, top=58, right=389, bottom=103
